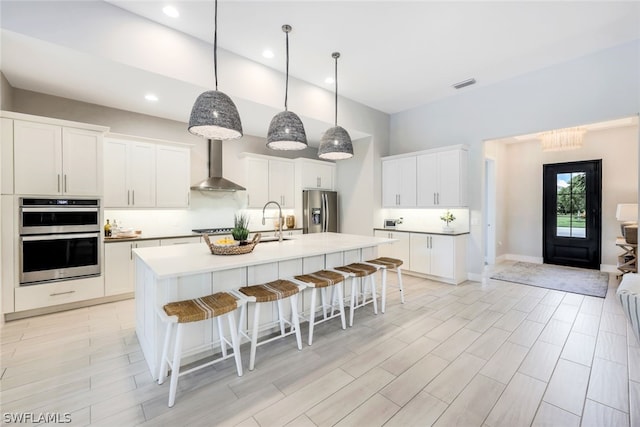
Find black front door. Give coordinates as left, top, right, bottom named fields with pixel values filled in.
left=543, top=160, right=602, bottom=269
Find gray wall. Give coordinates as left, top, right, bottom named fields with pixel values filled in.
left=390, top=40, right=640, bottom=276
left=0, top=73, right=13, bottom=111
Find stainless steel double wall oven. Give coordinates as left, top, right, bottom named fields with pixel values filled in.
left=19, top=197, right=101, bottom=285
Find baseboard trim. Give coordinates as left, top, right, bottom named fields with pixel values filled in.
left=4, top=293, right=134, bottom=322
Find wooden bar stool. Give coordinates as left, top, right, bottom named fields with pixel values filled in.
left=234, top=279, right=305, bottom=371
left=334, top=263, right=379, bottom=326
left=293, top=270, right=348, bottom=345
left=365, top=257, right=405, bottom=312
left=157, top=292, right=244, bottom=407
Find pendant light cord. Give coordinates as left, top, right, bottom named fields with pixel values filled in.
left=213, top=0, right=218, bottom=91
left=334, top=55, right=338, bottom=126
left=284, top=29, right=289, bottom=111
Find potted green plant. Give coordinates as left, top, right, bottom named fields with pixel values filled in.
left=440, top=210, right=456, bottom=232
left=232, top=212, right=250, bottom=243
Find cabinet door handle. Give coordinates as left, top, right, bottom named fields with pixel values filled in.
left=434, top=193, right=436, bottom=205
left=132, top=190, right=135, bottom=205
left=437, top=193, right=440, bottom=205
left=57, top=174, right=61, bottom=193
left=64, top=174, right=68, bottom=193
left=127, top=190, right=130, bottom=206
left=50, top=290, right=75, bottom=296
left=317, top=177, right=320, bottom=188
left=130, top=243, right=134, bottom=260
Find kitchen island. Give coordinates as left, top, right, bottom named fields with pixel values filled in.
left=133, top=232, right=394, bottom=378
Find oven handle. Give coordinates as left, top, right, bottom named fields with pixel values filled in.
left=20, top=233, right=100, bottom=241
left=21, top=207, right=99, bottom=213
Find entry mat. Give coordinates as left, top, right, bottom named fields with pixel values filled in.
left=490, top=261, right=609, bottom=298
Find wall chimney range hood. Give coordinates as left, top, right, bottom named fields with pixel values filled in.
left=190, top=139, right=246, bottom=192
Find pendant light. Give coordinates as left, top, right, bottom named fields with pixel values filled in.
left=188, top=0, right=242, bottom=140
left=267, top=25, right=308, bottom=150
left=318, top=52, right=353, bottom=160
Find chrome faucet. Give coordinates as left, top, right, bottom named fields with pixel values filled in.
left=262, top=201, right=283, bottom=242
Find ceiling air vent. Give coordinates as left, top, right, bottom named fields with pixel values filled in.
left=452, top=78, right=476, bottom=89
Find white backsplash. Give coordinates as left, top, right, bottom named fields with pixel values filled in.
left=104, top=191, right=296, bottom=236
left=380, top=208, right=470, bottom=233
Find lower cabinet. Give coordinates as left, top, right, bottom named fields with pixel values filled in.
left=409, top=233, right=467, bottom=284
left=104, top=239, right=160, bottom=296
left=374, top=230, right=411, bottom=267
left=14, top=275, right=105, bottom=312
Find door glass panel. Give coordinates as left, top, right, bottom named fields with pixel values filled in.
left=556, top=172, right=586, bottom=238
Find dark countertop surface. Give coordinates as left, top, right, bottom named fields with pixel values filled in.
left=373, top=228, right=470, bottom=236
left=104, top=228, right=303, bottom=243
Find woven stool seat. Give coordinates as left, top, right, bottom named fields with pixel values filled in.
left=239, top=279, right=300, bottom=303
left=294, top=270, right=346, bottom=288
left=163, top=292, right=238, bottom=324
left=335, top=263, right=377, bottom=277
left=367, top=257, right=403, bottom=269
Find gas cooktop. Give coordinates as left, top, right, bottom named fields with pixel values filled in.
left=192, top=227, right=233, bottom=234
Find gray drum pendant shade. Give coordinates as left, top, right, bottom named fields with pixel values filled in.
left=318, top=52, right=353, bottom=160
left=267, top=25, right=307, bottom=151
left=188, top=0, right=243, bottom=140
left=189, top=90, right=242, bottom=139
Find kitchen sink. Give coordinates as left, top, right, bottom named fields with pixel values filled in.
left=259, top=236, right=292, bottom=243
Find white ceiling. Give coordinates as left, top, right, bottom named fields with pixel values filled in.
left=1, top=1, right=639, bottom=142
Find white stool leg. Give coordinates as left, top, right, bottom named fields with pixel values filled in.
left=226, top=311, right=243, bottom=377
left=168, top=323, right=184, bottom=407
left=370, top=274, right=378, bottom=315
left=320, top=288, right=328, bottom=319
left=238, top=303, right=247, bottom=336
left=276, top=299, right=286, bottom=335
left=381, top=267, right=388, bottom=313
left=336, top=283, right=346, bottom=330
left=216, top=317, right=227, bottom=358
left=308, top=287, right=317, bottom=345
left=397, top=267, right=405, bottom=304
left=349, top=277, right=356, bottom=327
left=291, top=294, right=302, bottom=350
left=158, top=320, right=173, bottom=384
left=249, top=303, right=261, bottom=371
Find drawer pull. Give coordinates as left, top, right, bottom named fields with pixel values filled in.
left=50, top=290, right=76, bottom=296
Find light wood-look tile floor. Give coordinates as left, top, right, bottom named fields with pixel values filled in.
left=1, top=265, right=638, bottom=426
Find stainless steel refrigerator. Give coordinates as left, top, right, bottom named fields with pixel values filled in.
left=303, top=190, right=338, bottom=233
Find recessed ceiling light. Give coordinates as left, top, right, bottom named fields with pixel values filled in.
left=262, top=49, right=274, bottom=59
left=325, top=77, right=334, bottom=85
left=145, top=94, right=159, bottom=102
left=162, top=5, right=179, bottom=18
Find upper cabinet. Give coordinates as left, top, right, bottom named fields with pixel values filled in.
left=382, top=146, right=468, bottom=209
left=242, top=154, right=295, bottom=208
left=295, top=158, right=335, bottom=190
left=416, top=149, right=468, bottom=207
left=156, top=145, right=190, bottom=207
left=14, top=120, right=104, bottom=196
left=382, top=157, right=417, bottom=207
left=104, top=137, right=191, bottom=208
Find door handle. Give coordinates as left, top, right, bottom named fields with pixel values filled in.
left=434, top=193, right=436, bottom=205
left=132, top=190, right=135, bottom=205
left=317, top=177, right=321, bottom=188
left=50, top=290, right=76, bottom=296
left=64, top=174, right=68, bottom=193
left=57, top=174, right=61, bottom=193
left=437, top=193, right=440, bottom=205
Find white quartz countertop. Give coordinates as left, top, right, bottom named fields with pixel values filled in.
left=133, top=232, right=395, bottom=279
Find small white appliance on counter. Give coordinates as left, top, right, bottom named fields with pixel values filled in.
left=384, top=218, right=403, bottom=229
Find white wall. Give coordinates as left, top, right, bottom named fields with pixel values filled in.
left=499, top=124, right=638, bottom=268
left=390, top=40, right=640, bottom=275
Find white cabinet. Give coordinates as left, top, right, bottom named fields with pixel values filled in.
left=269, top=159, right=295, bottom=208
left=14, top=120, right=102, bottom=196
left=244, top=155, right=295, bottom=208
left=104, top=239, right=160, bottom=296
left=382, top=157, right=416, bottom=207
left=296, top=159, right=335, bottom=190
left=416, top=149, right=468, bottom=207
left=409, top=233, right=466, bottom=283
left=104, top=139, right=155, bottom=207
left=160, top=236, right=200, bottom=245
left=14, top=275, right=104, bottom=312
left=374, top=230, right=411, bottom=267
left=156, top=145, right=190, bottom=207
left=104, top=139, right=191, bottom=208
